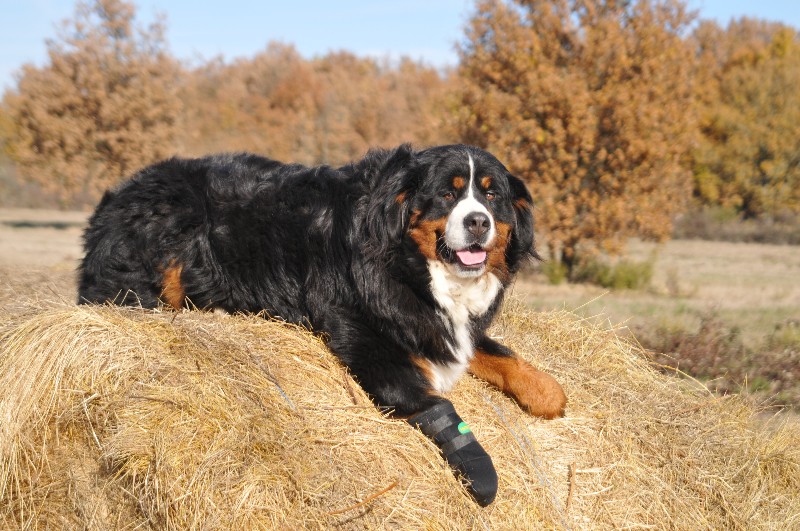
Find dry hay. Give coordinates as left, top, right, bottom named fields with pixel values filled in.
left=1, top=300, right=799, bottom=530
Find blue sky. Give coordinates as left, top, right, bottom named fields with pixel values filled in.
left=1, top=0, right=798, bottom=92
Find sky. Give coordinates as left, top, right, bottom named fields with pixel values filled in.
left=1, top=0, right=798, bottom=92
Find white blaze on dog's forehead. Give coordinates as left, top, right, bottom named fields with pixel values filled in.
left=467, top=152, right=475, bottom=197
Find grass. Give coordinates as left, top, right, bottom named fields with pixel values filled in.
left=515, top=238, right=800, bottom=409
left=518, top=238, right=800, bottom=349
left=1, top=211, right=800, bottom=526
left=1, top=302, right=799, bottom=529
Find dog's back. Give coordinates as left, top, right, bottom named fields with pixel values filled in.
left=79, top=152, right=356, bottom=320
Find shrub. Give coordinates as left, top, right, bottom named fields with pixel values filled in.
left=673, top=207, right=800, bottom=244
left=767, top=319, right=800, bottom=352
left=639, top=311, right=800, bottom=409
left=540, top=260, right=569, bottom=285
left=570, top=256, right=654, bottom=290
left=4, top=0, right=181, bottom=208
left=644, top=312, right=747, bottom=383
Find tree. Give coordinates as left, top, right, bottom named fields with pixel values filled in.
left=177, top=44, right=452, bottom=166
left=0, top=107, right=13, bottom=157
left=176, top=43, right=311, bottom=161
left=3, top=0, right=180, bottom=206
left=454, top=0, right=697, bottom=271
left=692, top=19, right=800, bottom=217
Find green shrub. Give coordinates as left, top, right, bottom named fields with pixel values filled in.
left=609, top=260, right=654, bottom=290
left=767, top=320, right=800, bottom=352
left=570, top=256, right=653, bottom=290
left=541, top=260, right=569, bottom=285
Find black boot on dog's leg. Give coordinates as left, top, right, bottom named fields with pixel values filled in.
left=409, top=400, right=498, bottom=506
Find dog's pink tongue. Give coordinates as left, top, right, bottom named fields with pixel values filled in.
left=456, top=249, right=487, bottom=266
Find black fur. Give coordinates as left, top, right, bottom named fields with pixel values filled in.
left=79, top=144, right=539, bottom=503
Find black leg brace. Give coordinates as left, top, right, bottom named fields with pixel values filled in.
left=409, top=400, right=498, bottom=506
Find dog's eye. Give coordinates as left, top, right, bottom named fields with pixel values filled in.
left=485, top=191, right=497, bottom=201
left=442, top=191, right=456, bottom=201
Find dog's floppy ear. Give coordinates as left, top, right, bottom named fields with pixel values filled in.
left=361, top=144, right=418, bottom=260
left=506, top=172, right=539, bottom=271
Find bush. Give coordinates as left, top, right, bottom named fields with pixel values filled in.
left=4, top=0, right=181, bottom=208
left=570, top=256, right=654, bottom=290
left=540, top=260, right=569, bottom=285
left=643, top=312, right=747, bottom=382
left=639, top=311, right=800, bottom=409
left=767, top=319, right=800, bottom=352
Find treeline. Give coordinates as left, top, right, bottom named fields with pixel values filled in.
left=177, top=45, right=451, bottom=164
left=1, top=0, right=798, bottom=269
left=0, top=0, right=453, bottom=204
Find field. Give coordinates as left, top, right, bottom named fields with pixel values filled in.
left=1, top=208, right=799, bottom=528
left=511, top=239, right=800, bottom=409
left=0, top=208, right=86, bottom=306
left=516, top=239, right=800, bottom=349
left=2, top=208, right=798, bottom=350
left=1, top=207, right=799, bottom=399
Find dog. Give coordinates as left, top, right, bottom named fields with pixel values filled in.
left=78, top=144, right=567, bottom=506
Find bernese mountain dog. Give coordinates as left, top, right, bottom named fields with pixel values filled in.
left=78, top=144, right=567, bottom=506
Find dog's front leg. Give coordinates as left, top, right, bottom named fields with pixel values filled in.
left=408, top=399, right=498, bottom=506
left=322, top=318, right=498, bottom=506
left=469, top=335, right=567, bottom=419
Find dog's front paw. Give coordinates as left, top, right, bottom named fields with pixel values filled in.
left=509, top=363, right=567, bottom=419
left=409, top=401, right=498, bottom=506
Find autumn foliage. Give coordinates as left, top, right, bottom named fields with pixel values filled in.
left=176, top=44, right=451, bottom=165
left=453, top=0, right=697, bottom=269
left=692, top=18, right=800, bottom=218
left=1, top=0, right=452, bottom=207
left=3, top=0, right=180, bottom=204
left=1, top=0, right=799, bottom=263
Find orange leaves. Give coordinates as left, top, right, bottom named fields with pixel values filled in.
left=4, top=0, right=180, bottom=207
left=693, top=18, right=800, bottom=217
left=3, top=8, right=453, bottom=207
left=455, top=0, right=697, bottom=268
left=177, top=46, right=452, bottom=168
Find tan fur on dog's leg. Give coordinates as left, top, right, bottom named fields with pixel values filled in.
left=470, top=350, right=566, bottom=419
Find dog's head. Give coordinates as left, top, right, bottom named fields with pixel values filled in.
left=364, top=144, right=536, bottom=281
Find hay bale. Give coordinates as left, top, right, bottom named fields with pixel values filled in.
left=1, top=302, right=798, bottom=529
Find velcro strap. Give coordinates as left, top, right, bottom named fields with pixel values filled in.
left=440, top=431, right=478, bottom=456
left=419, top=413, right=461, bottom=439
left=408, top=401, right=457, bottom=435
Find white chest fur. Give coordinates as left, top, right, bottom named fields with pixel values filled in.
left=426, top=260, right=502, bottom=393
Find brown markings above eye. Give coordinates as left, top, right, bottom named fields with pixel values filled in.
left=481, top=176, right=496, bottom=201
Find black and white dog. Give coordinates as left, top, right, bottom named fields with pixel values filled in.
left=78, top=144, right=567, bottom=506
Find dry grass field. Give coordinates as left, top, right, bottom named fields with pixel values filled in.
left=1, top=208, right=799, bottom=528
left=0, top=208, right=86, bottom=307
left=516, top=238, right=800, bottom=350
left=514, top=238, right=800, bottom=409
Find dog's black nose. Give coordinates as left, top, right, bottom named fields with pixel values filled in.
left=464, top=212, right=490, bottom=237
